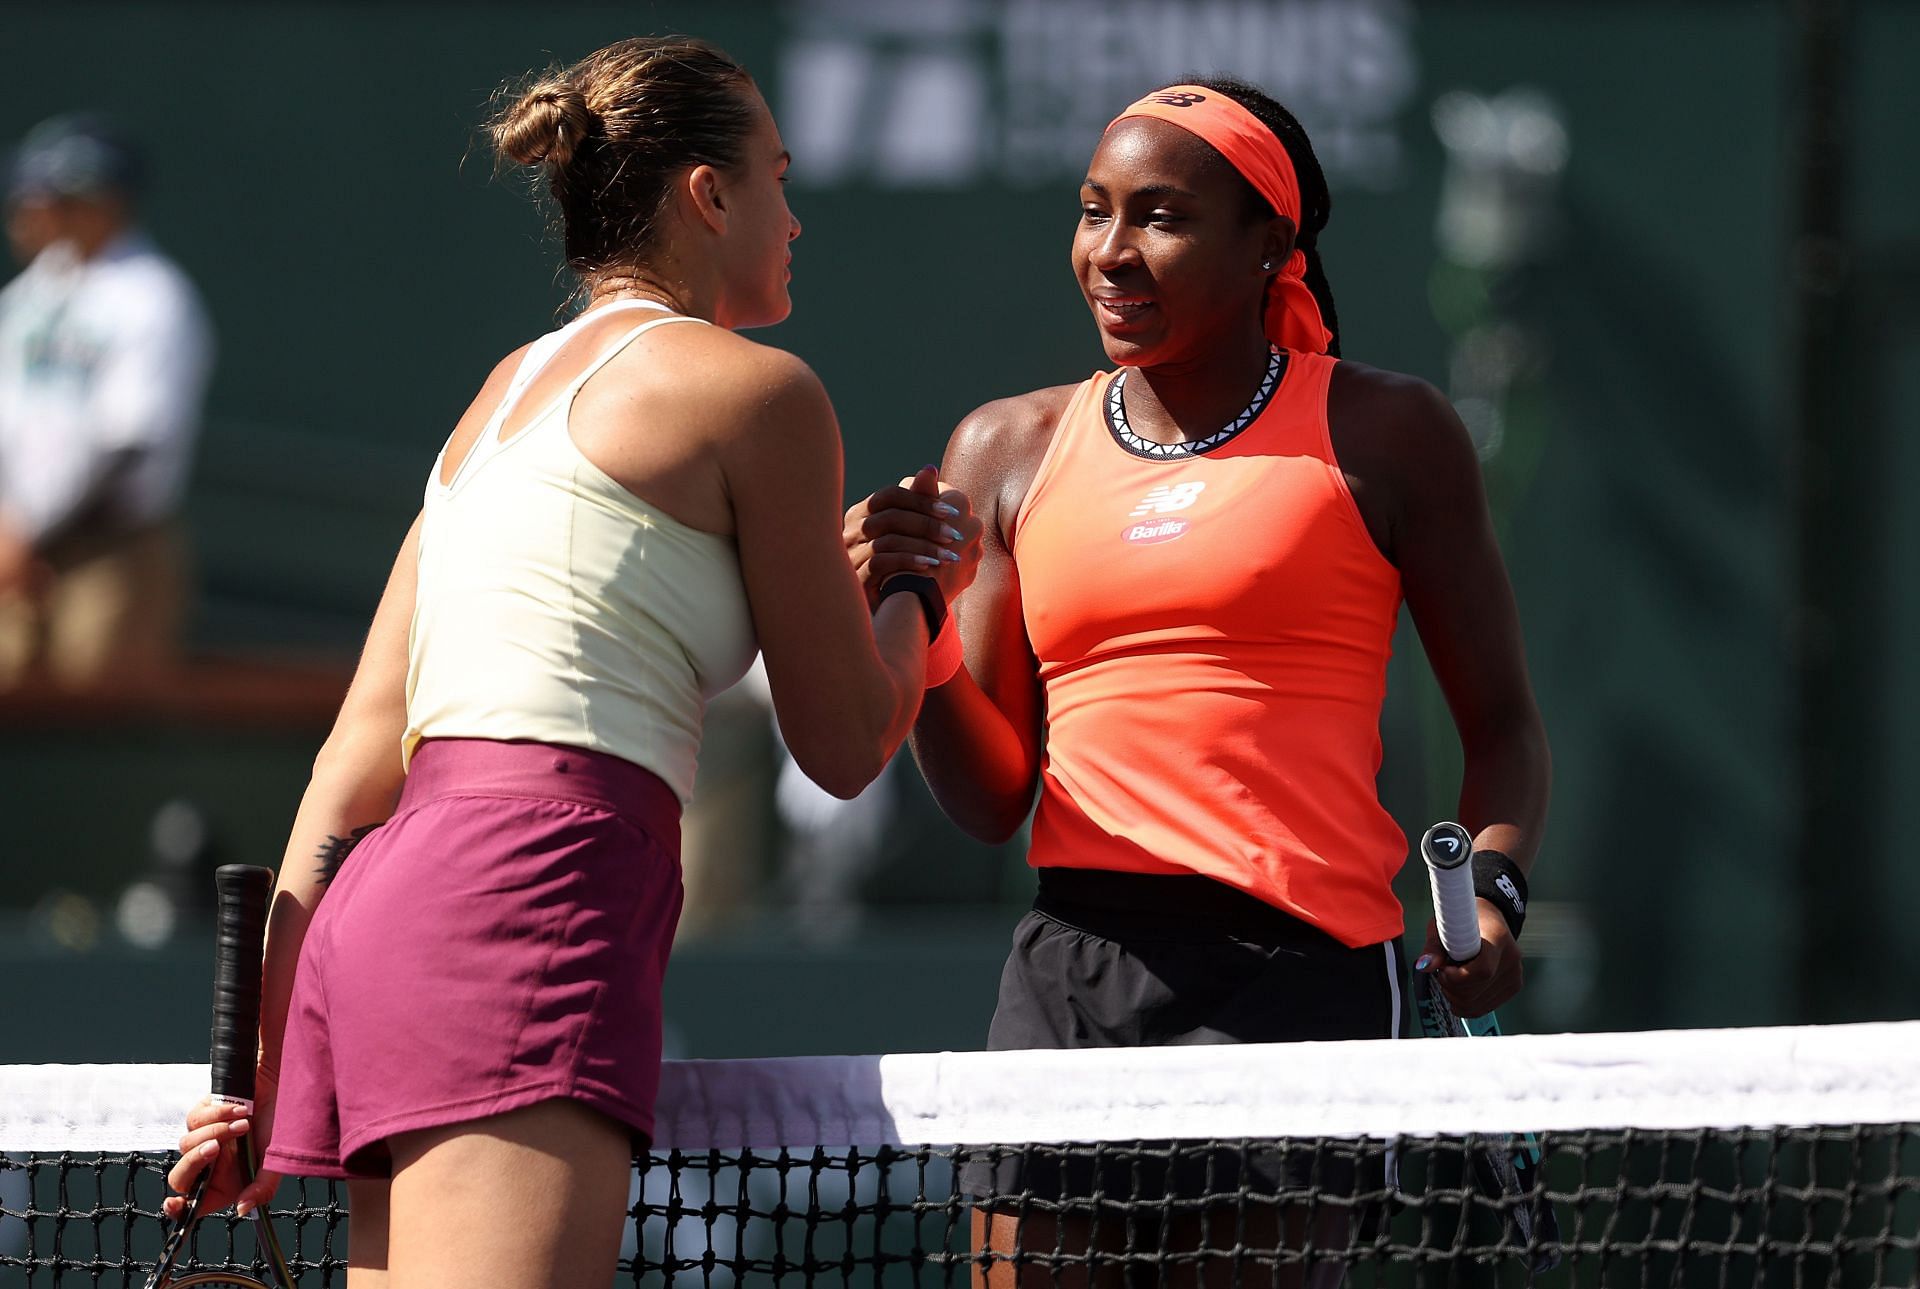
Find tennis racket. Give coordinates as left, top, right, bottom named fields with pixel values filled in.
left=1415, top=821, right=1562, bottom=1273
left=147, top=864, right=295, bottom=1289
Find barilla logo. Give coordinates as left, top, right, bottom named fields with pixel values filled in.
left=1123, top=517, right=1190, bottom=544
left=1123, top=481, right=1203, bottom=544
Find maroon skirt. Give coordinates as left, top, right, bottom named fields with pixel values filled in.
left=262, top=739, right=683, bottom=1179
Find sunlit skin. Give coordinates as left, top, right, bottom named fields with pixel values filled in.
left=601, top=86, right=802, bottom=332
left=703, top=88, right=802, bottom=330
left=1073, top=117, right=1290, bottom=443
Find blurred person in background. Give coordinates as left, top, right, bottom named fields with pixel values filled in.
left=0, top=114, right=212, bottom=694
left=851, top=77, right=1550, bottom=1283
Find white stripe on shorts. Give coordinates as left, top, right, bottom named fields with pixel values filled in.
left=1383, top=939, right=1403, bottom=1190
left=1383, top=940, right=1402, bottom=1040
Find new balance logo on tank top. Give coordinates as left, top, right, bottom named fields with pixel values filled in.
left=1010, top=350, right=1407, bottom=948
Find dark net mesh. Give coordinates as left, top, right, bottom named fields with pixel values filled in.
left=4, top=1126, right=1917, bottom=1286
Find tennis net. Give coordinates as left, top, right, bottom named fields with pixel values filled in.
left=4, top=1022, right=1916, bottom=1285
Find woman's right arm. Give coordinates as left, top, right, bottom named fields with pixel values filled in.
left=848, top=400, right=1055, bottom=843
left=720, top=347, right=982, bottom=800
left=166, top=514, right=421, bottom=1218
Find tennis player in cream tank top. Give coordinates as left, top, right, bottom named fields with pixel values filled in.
left=405, top=299, right=757, bottom=800
left=166, top=38, right=984, bottom=1289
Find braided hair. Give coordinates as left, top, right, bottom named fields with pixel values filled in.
left=1184, top=76, right=1341, bottom=358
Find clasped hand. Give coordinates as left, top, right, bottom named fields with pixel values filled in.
left=843, top=466, right=984, bottom=610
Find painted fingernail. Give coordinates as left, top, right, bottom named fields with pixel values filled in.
left=235, top=1200, right=253, bottom=1218
left=933, top=503, right=959, bottom=518
left=940, top=525, right=963, bottom=542
left=940, top=549, right=960, bottom=562
left=1414, top=953, right=1434, bottom=973
left=915, top=555, right=941, bottom=567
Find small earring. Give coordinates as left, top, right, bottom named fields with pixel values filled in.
left=1261, top=259, right=1274, bottom=271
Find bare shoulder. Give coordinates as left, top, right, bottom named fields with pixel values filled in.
left=550, top=321, right=838, bottom=537
left=636, top=322, right=817, bottom=387
left=1327, top=359, right=1456, bottom=431
left=456, top=339, right=542, bottom=428
left=477, top=341, right=539, bottom=402
left=946, top=383, right=1082, bottom=535
left=950, top=384, right=1081, bottom=459
left=574, top=325, right=836, bottom=474
left=628, top=325, right=831, bottom=435
left=439, top=341, right=540, bottom=482
left=1326, top=359, right=1483, bottom=559
left=1327, top=358, right=1475, bottom=473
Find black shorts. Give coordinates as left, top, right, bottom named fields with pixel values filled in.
left=960, top=867, right=1406, bottom=1208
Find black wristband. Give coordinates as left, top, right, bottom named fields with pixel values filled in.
left=1472, top=850, right=1528, bottom=940
left=877, top=573, right=947, bottom=639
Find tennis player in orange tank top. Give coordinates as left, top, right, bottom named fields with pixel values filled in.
left=849, top=74, right=1550, bottom=1285
left=1013, top=348, right=1407, bottom=948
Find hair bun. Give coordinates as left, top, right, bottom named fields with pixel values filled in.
left=494, top=80, right=593, bottom=170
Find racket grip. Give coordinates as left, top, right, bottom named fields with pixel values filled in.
left=209, top=864, right=275, bottom=1106
left=1420, top=821, right=1482, bottom=962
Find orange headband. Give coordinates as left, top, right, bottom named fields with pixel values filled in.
left=1110, top=86, right=1332, bottom=355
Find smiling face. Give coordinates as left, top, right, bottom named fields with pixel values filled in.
left=713, top=86, right=802, bottom=329
left=1073, top=116, right=1290, bottom=369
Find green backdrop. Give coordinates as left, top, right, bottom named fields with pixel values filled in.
left=2, top=1, right=1915, bottom=1058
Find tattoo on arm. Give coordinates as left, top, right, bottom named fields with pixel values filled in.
left=315, top=825, right=377, bottom=886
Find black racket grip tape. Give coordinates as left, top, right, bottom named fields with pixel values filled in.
left=209, top=864, right=275, bottom=1104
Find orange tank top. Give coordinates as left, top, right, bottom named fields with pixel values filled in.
left=1011, top=349, right=1406, bottom=948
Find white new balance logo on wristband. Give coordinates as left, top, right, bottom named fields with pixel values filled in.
left=1495, top=872, right=1524, bottom=913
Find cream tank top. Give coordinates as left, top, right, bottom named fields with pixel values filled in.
left=403, top=300, right=758, bottom=804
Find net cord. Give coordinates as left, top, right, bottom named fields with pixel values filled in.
left=5, top=1021, right=1918, bottom=1153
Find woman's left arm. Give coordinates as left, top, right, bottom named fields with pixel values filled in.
left=1335, top=367, right=1551, bottom=1017
left=165, top=514, right=421, bottom=1219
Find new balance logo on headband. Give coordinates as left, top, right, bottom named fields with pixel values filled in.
left=1146, top=91, right=1207, bottom=108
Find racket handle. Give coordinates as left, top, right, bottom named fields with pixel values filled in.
left=209, top=865, right=275, bottom=1106
left=1420, top=821, right=1482, bottom=962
